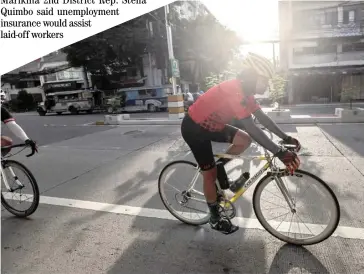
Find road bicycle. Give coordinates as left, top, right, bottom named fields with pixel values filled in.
left=1, top=142, right=40, bottom=217
left=158, top=128, right=340, bottom=246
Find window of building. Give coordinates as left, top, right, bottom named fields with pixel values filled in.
left=343, top=9, right=355, bottom=24
left=293, top=47, right=316, bottom=56
left=44, top=73, right=57, bottom=82
left=342, top=42, right=364, bottom=52
left=349, top=10, right=355, bottom=22
left=316, top=43, right=337, bottom=54
left=27, top=81, right=35, bottom=88
left=324, top=9, right=337, bottom=25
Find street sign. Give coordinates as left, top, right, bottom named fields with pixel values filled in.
left=170, top=59, right=180, bottom=78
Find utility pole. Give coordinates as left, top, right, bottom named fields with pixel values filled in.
left=164, top=4, right=178, bottom=95
left=272, top=43, right=276, bottom=69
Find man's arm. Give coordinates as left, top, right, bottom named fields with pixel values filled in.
left=252, top=108, right=288, bottom=140
left=6, top=121, right=30, bottom=142
left=234, top=115, right=281, bottom=154
left=1, top=106, right=29, bottom=142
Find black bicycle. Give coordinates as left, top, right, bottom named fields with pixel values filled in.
left=1, top=142, right=39, bottom=217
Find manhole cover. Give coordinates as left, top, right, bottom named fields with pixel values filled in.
left=123, top=130, right=143, bottom=135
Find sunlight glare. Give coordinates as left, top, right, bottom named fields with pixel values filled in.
left=202, top=0, right=279, bottom=58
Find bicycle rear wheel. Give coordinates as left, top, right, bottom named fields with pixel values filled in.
left=253, top=169, right=340, bottom=245
left=158, top=160, right=210, bottom=225
left=1, top=160, right=40, bottom=217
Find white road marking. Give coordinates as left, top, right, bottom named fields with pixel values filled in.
left=3, top=193, right=364, bottom=240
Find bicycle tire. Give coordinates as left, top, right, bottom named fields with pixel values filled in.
left=1, top=160, right=40, bottom=217
left=158, top=160, right=210, bottom=226
left=252, top=169, right=340, bottom=246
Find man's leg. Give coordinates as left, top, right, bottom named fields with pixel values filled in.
left=187, top=143, right=219, bottom=218
left=225, top=129, right=252, bottom=156
left=202, top=129, right=252, bottom=234
left=216, top=126, right=252, bottom=166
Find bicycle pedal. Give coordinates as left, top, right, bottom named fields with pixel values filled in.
left=222, top=225, right=239, bottom=235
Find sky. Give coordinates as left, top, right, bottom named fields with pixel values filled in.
left=202, top=0, right=280, bottom=59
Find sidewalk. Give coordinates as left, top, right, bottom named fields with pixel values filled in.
left=278, top=102, right=364, bottom=108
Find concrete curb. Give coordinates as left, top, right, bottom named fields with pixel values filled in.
left=95, top=119, right=182, bottom=126
left=94, top=108, right=364, bottom=126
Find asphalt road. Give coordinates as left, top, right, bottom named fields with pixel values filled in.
left=2, top=114, right=364, bottom=273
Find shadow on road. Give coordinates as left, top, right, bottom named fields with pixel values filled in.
left=106, top=218, right=267, bottom=274
left=268, top=244, right=329, bottom=274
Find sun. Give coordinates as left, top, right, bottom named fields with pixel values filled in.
left=203, top=0, right=279, bottom=57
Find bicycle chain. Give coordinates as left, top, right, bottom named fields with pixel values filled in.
left=217, top=193, right=236, bottom=219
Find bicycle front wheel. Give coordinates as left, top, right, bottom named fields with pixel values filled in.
left=253, top=169, right=340, bottom=246
left=158, top=160, right=210, bottom=225
left=1, top=160, right=40, bottom=217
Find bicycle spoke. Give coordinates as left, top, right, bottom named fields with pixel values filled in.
left=159, top=161, right=211, bottom=225
left=295, top=213, right=315, bottom=236
left=267, top=210, right=291, bottom=222
left=254, top=169, right=340, bottom=245
left=264, top=187, right=287, bottom=202
left=274, top=211, right=290, bottom=231
left=288, top=213, right=294, bottom=238
left=165, top=183, right=182, bottom=193
left=260, top=198, right=289, bottom=210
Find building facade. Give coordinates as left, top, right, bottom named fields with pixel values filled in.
left=2, top=60, right=43, bottom=102
left=142, top=1, right=210, bottom=94
left=279, top=1, right=364, bottom=104
left=1, top=51, right=91, bottom=102
left=39, top=51, right=91, bottom=94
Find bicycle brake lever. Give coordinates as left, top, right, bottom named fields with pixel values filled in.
left=26, top=148, right=36, bottom=157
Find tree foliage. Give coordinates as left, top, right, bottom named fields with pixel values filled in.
left=11, top=90, right=36, bottom=112
left=201, top=53, right=244, bottom=90
left=173, top=13, right=241, bottom=83
left=341, top=86, right=360, bottom=109
left=62, top=2, right=241, bottom=88
left=269, top=73, right=287, bottom=108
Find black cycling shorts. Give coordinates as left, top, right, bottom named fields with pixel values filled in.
left=181, top=114, right=239, bottom=171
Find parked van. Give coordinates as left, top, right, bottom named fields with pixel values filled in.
left=105, top=86, right=172, bottom=113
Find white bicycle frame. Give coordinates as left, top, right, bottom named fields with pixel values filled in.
left=1, top=162, right=24, bottom=192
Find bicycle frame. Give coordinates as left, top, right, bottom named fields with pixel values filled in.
left=185, top=149, right=274, bottom=204
left=1, top=161, right=25, bottom=191
left=183, top=123, right=297, bottom=211
left=185, top=142, right=296, bottom=212
left=213, top=153, right=272, bottom=203
left=1, top=143, right=31, bottom=192
left=0, top=163, right=12, bottom=190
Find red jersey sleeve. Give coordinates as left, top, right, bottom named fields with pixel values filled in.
left=233, top=95, right=261, bottom=120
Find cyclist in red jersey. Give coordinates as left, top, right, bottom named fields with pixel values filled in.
left=181, top=52, right=301, bottom=235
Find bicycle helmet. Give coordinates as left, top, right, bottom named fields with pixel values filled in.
left=241, top=52, right=275, bottom=80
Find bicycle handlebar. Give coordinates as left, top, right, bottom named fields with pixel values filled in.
left=256, top=125, right=298, bottom=153
left=1, top=143, right=36, bottom=157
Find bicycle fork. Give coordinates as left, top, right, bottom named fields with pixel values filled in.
left=273, top=175, right=296, bottom=212
left=1, top=164, right=24, bottom=192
